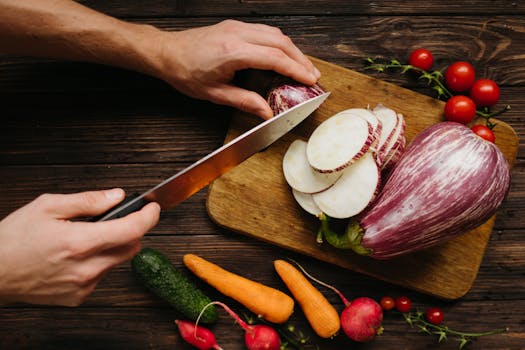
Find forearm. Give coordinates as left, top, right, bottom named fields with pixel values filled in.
left=0, top=1, right=319, bottom=119
left=0, top=0, right=162, bottom=76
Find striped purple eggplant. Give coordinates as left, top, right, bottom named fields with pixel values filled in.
left=320, top=122, right=510, bottom=259
left=267, top=82, right=325, bottom=115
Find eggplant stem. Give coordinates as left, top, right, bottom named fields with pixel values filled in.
left=316, top=213, right=372, bottom=256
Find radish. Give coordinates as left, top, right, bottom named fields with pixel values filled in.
left=267, top=82, right=325, bottom=115
left=197, top=301, right=280, bottom=350
left=292, top=188, right=322, bottom=216
left=289, top=259, right=383, bottom=342
left=175, top=319, right=223, bottom=350
left=306, top=113, right=374, bottom=173
left=283, top=139, right=342, bottom=193
left=312, top=152, right=380, bottom=219
left=319, top=122, right=511, bottom=259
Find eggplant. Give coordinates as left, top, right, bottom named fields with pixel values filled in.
left=318, top=122, right=511, bottom=259
left=267, top=82, right=325, bottom=115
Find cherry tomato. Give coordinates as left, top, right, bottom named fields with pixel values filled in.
left=444, top=61, right=476, bottom=92
left=471, top=124, right=496, bottom=143
left=470, top=79, right=500, bottom=107
left=444, top=95, right=477, bottom=124
left=409, top=48, right=434, bottom=71
left=425, top=307, right=445, bottom=325
left=395, top=296, right=412, bottom=313
left=380, top=296, right=396, bottom=311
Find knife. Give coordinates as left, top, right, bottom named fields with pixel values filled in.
left=96, top=91, right=330, bottom=221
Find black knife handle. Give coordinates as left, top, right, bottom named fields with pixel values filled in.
left=90, top=193, right=149, bottom=222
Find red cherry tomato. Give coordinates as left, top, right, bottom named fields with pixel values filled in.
left=444, top=61, right=476, bottom=92
left=380, top=296, right=395, bottom=311
left=409, top=48, right=434, bottom=71
left=470, top=79, right=500, bottom=107
left=395, top=296, right=412, bottom=313
left=425, top=307, right=445, bottom=325
left=471, top=124, right=496, bottom=143
left=444, top=95, right=477, bottom=124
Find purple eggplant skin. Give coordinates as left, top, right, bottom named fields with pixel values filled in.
left=355, top=121, right=510, bottom=259
left=267, top=82, right=325, bottom=115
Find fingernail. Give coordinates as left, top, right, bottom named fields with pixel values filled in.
left=105, top=188, right=124, bottom=201
left=258, top=104, right=273, bottom=120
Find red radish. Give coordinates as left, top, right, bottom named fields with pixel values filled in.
left=197, top=301, right=280, bottom=350
left=312, top=152, right=380, bottom=219
left=283, top=139, right=342, bottom=193
left=290, top=260, right=383, bottom=342
left=267, top=82, right=325, bottom=115
left=175, top=319, right=223, bottom=350
left=341, top=297, right=384, bottom=342
left=307, top=114, right=373, bottom=173
left=292, top=188, right=322, bottom=216
left=321, top=122, right=511, bottom=259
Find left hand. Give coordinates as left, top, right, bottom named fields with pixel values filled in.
left=147, top=20, right=321, bottom=119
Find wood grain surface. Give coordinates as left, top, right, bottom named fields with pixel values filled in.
left=207, top=57, right=518, bottom=300
left=1, top=1, right=524, bottom=349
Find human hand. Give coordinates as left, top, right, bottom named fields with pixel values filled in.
left=149, top=20, right=321, bottom=119
left=0, top=188, right=160, bottom=306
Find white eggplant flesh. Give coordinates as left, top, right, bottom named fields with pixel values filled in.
left=292, top=189, right=322, bottom=216
left=380, top=136, right=405, bottom=173
left=327, top=122, right=511, bottom=259
left=373, top=104, right=399, bottom=166
left=337, top=108, right=383, bottom=148
left=377, top=112, right=406, bottom=165
left=312, top=152, right=380, bottom=219
left=306, top=114, right=373, bottom=173
left=283, top=139, right=342, bottom=193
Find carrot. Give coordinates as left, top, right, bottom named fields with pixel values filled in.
left=183, top=254, right=294, bottom=324
left=273, top=259, right=340, bottom=338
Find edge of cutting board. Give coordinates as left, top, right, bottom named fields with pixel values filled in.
left=206, top=56, right=518, bottom=300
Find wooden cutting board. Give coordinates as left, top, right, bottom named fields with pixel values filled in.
left=206, top=57, right=518, bottom=300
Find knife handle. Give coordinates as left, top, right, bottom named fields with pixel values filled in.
left=90, top=193, right=149, bottom=222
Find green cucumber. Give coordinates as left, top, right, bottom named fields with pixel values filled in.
left=131, top=247, right=218, bottom=323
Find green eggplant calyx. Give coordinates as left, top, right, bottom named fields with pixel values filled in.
left=316, top=213, right=372, bottom=256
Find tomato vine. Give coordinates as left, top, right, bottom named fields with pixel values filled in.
left=364, top=54, right=511, bottom=135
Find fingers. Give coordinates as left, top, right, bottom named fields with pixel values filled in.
left=38, top=188, right=125, bottom=219
left=242, top=26, right=320, bottom=83
left=215, top=20, right=320, bottom=85
left=77, top=241, right=143, bottom=287
left=66, top=202, right=160, bottom=255
left=206, top=84, right=274, bottom=119
left=46, top=242, right=141, bottom=307
left=233, top=43, right=319, bottom=86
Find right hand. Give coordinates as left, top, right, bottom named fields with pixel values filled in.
left=0, top=188, right=160, bottom=306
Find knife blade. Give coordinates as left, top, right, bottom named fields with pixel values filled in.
left=97, top=91, right=330, bottom=221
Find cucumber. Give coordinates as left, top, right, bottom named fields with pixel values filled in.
left=131, top=247, right=218, bottom=324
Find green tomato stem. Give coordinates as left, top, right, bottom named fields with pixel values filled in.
left=364, top=58, right=453, bottom=99
left=475, top=104, right=511, bottom=119
left=403, top=311, right=508, bottom=348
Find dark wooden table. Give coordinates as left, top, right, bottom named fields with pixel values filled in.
left=1, top=1, right=524, bottom=349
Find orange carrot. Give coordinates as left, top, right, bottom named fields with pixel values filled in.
left=183, top=254, right=294, bottom=324
left=274, top=259, right=340, bottom=338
